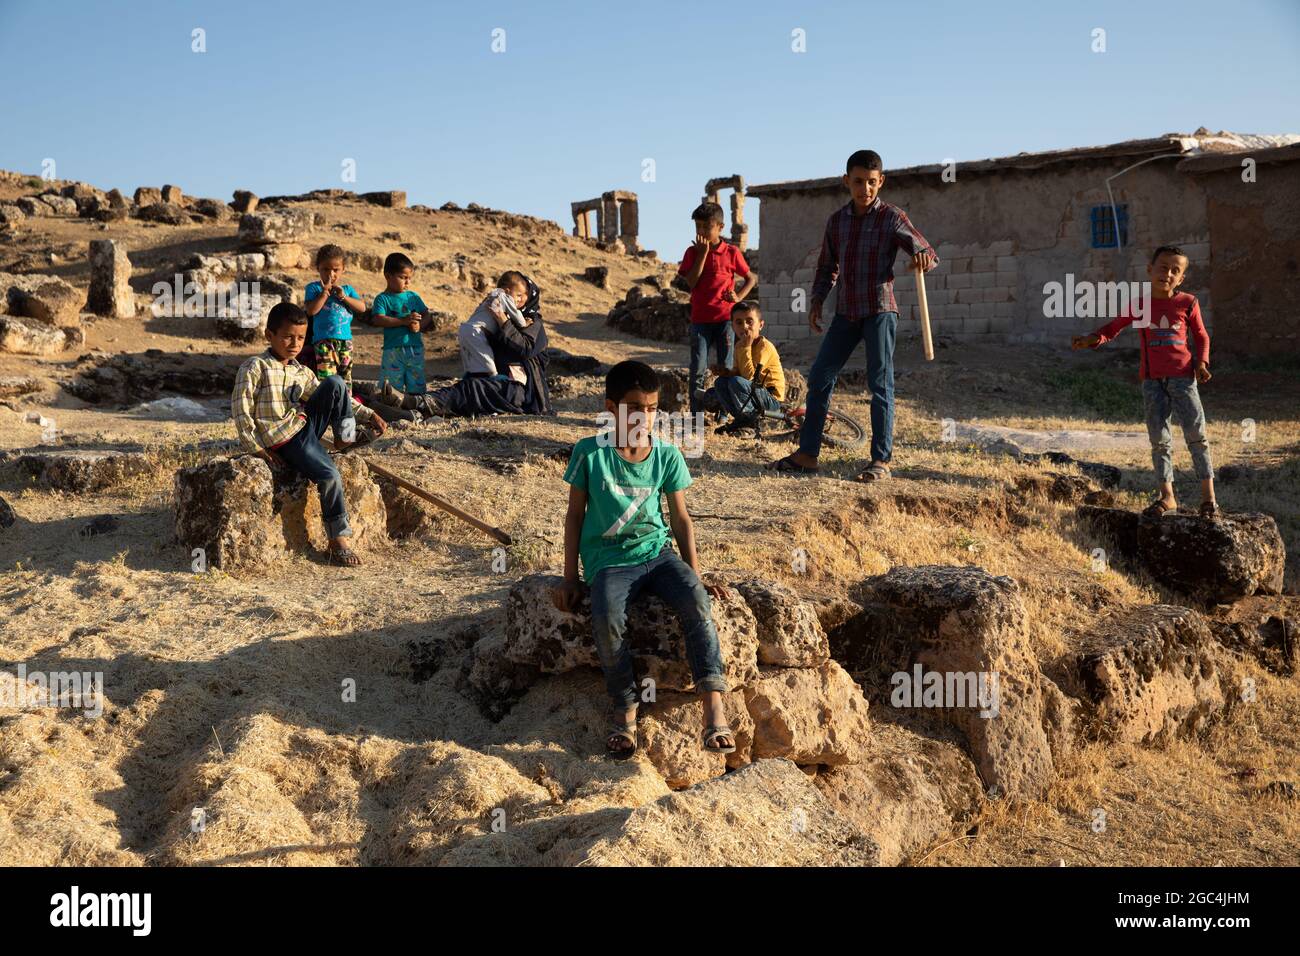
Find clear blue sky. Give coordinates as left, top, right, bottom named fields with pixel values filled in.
left=2, top=0, right=1297, bottom=256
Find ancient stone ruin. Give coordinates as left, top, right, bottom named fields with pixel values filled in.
left=571, top=190, right=640, bottom=253
left=702, top=174, right=748, bottom=249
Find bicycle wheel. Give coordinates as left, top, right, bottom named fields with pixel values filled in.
left=783, top=404, right=866, bottom=449
left=822, top=406, right=867, bottom=449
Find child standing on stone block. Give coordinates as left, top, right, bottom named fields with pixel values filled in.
left=678, top=201, right=756, bottom=418
left=552, top=360, right=736, bottom=759
left=1072, top=245, right=1219, bottom=518
left=232, top=302, right=384, bottom=566
left=303, top=243, right=366, bottom=391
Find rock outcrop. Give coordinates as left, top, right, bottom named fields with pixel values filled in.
left=500, top=573, right=760, bottom=693
left=1078, top=506, right=1286, bottom=603
left=174, top=456, right=287, bottom=571
left=1056, top=605, right=1229, bottom=744
left=836, top=565, right=1056, bottom=799
left=174, top=454, right=388, bottom=572
left=813, top=721, right=983, bottom=866
left=13, top=448, right=153, bottom=492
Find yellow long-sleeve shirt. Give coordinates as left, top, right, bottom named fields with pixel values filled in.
left=732, top=335, right=786, bottom=402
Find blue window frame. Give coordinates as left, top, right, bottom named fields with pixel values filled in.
left=1090, top=204, right=1129, bottom=248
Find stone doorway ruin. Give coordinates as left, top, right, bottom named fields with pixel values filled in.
left=570, top=190, right=640, bottom=253
left=703, top=175, right=748, bottom=249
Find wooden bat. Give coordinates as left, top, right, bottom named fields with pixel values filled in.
left=323, top=439, right=513, bottom=545
left=915, top=262, right=935, bottom=362
left=362, top=457, right=513, bottom=546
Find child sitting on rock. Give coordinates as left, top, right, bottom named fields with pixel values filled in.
left=705, top=300, right=786, bottom=431
left=303, top=244, right=367, bottom=392
left=232, top=302, right=384, bottom=566
left=1072, top=245, right=1218, bottom=518
left=458, top=270, right=532, bottom=383
left=551, top=360, right=735, bottom=759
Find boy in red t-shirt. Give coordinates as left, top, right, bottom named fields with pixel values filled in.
left=678, top=202, right=757, bottom=417
left=1072, top=245, right=1218, bottom=517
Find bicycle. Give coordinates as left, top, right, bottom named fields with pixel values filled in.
left=699, top=371, right=867, bottom=450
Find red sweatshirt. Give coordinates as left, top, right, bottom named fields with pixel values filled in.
left=1092, top=292, right=1209, bottom=380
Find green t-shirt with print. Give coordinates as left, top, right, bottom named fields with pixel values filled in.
left=562, top=434, right=693, bottom=582
left=373, top=290, right=428, bottom=349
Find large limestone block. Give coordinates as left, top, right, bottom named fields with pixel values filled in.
left=743, top=660, right=871, bottom=766
left=503, top=573, right=760, bottom=693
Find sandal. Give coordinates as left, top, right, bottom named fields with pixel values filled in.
left=703, top=725, right=737, bottom=755
left=767, top=454, right=819, bottom=474
left=1142, top=499, right=1177, bottom=518
left=1199, top=501, right=1221, bottom=519
left=854, top=463, right=891, bottom=483
left=328, top=546, right=362, bottom=567
left=606, top=710, right=638, bottom=760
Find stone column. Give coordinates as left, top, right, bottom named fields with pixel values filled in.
left=87, top=239, right=135, bottom=318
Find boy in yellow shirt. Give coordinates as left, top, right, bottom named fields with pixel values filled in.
left=706, top=301, right=786, bottom=428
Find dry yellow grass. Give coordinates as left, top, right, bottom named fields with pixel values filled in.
left=2, top=179, right=1298, bottom=865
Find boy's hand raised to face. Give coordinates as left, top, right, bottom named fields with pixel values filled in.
left=1071, top=333, right=1101, bottom=350
left=552, top=579, right=584, bottom=613
left=1195, top=361, right=1212, bottom=384
left=693, top=234, right=711, bottom=257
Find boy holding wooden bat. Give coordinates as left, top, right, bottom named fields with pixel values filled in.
left=769, top=149, right=938, bottom=481
left=231, top=302, right=385, bottom=566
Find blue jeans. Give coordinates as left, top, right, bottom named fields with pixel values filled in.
left=277, top=375, right=353, bottom=539
left=711, top=375, right=780, bottom=420
left=589, top=547, right=729, bottom=709
left=799, top=311, right=897, bottom=463
left=1142, top=377, right=1213, bottom=484
left=689, top=322, right=734, bottom=413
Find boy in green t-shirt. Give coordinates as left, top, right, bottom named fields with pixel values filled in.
left=553, top=361, right=735, bottom=759
left=371, top=252, right=433, bottom=395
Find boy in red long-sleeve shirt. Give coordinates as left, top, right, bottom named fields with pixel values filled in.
left=1072, top=245, right=1218, bottom=518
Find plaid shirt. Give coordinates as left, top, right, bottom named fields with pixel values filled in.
left=232, top=351, right=373, bottom=452
left=810, top=198, right=938, bottom=318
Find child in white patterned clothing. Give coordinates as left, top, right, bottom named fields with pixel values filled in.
left=459, top=271, right=531, bottom=382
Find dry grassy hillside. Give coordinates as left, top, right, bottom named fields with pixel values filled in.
left=0, top=170, right=1297, bottom=866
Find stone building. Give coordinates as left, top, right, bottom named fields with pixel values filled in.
left=746, top=130, right=1299, bottom=356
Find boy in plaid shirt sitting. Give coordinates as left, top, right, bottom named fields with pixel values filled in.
left=769, top=148, right=938, bottom=481
left=231, top=302, right=385, bottom=566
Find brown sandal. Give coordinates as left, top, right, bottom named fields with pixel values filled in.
left=767, top=454, right=818, bottom=474
left=1199, top=501, right=1221, bottom=519
left=854, top=463, right=891, bottom=483
left=606, top=710, right=638, bottom=760
left=1142, top=499, right=1177, bottom=517
left=329, top=546, right=362, bottom=567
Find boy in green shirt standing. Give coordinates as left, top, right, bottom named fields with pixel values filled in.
left=553, top=361, right=735, bottom=759
left=371, top=253, right=432, bottom=395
